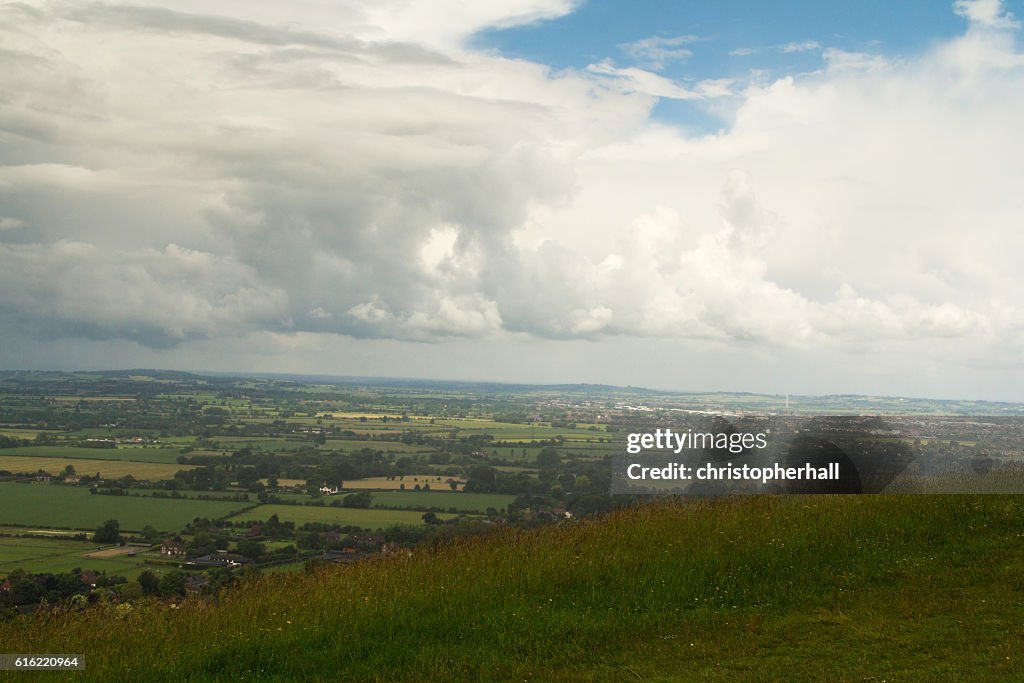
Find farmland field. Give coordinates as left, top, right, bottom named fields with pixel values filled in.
left=324, top=440, right=430, bottom=453
left=487, top=443, right=618, bottom=463
left=230, top=504, right=465, bottom=528
left=0, top=537, right=158, bottom=579
left=0, top=445, right=185, bottom=463
left=0, top=456, right=190, bottom=479
left=206, top=437, right=312, bottom=451
left=0, top=526, right=85, bottom=538
left=341, top=476, right=463, bottom=491
left=368, top=491, right=515, bottom=513
left=0, top=483, right=251, bottom=531
left=0, top=429, right=54, bottom=439
left=258, top=478, right=306, bottom=488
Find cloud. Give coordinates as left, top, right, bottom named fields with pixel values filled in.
left=729, top=42, right=822, bottom=58
left=619, top=34, right=699, bottom=70
left=953, top=0, right=1020, bottom=29
left=821, top=48, right=890, bottom=72
left=1, top=0, right=1024, bottom=395
left=780, top=41, right=821, bottom=53
left=585, top=60, right=729, bottom=100
left=0, top=241, right=287, bottom=347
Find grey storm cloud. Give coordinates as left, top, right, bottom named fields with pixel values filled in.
left=1, top=0, right=1023, bottom=371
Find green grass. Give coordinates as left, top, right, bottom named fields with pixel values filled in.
left=324, top=440, right=431, bottom=453
left=207, top=438, right=312, bottom=451
left=0, top=537, right=157, bottom=579
left=229, top=504, right=465, bottom=528
left=491, top=444, right=617, bottom=463
left=4, top=495, right=1024, bottom=681
left=0, top=445, right=185, bottom=463
left=0, top=483, right=252, bottom=531
left=368, top=491, right=515, bottom=513
left=0, top=526, right=84, bottom=538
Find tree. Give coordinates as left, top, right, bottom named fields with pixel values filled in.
left=6, top=569, right=41, bottom=605
left=342, top=491, right=373, bottom=508
left=188, top=533, right=217, bottom=557
left=422, top=511, right=441, bottom=525
left=464, top=465, right=497, bottom=492
left=158, top=571, right=187, bottom=598
left=296, top=531, right=325, bottom=550
left=236, top=539, right=265, bottom=560
left=138, top=570, right=160, bottom=596
left=140, top=525, right=159, bottom=542
left=93, top=519, right=120, bottom=544
left=536, top=447, right=561, bottom=469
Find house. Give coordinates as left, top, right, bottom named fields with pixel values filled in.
left=35, top=474, right=51, bottom=483
left=187, top=554, right=252, bottom=569
left=349, top=534, right=384, bottom=549
left=243, top=524, right=263, bottom=538
left=80, top=570, right=98, bottom=588
left=161, top=541, right=186, bottom=558
left=323, top=548, right=368, bottom=564
left=1, top=578, right=11, bottom=592
left=319, top=484, right=339, bottom=495
left=64, top=475, right=81, bottom=485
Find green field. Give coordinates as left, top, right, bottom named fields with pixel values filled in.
left=3, top=495, right=1023, bottom=681
left=0, top=526, right=84, bottom=538
left=207, top=437, right=313, bottom=451
left=368, top=491, right=515, bottom=513
left=0, top=537, right=157, bottom=579
left=230, top=504, right=465, bottom=529
left=325, top=440, right=431, bottom=453
left=0, top=445, right=185, bottom=463
left=0, top=483, right=252, bottom=531
left=489, top=443, right=619, bottom=463
left=0, top=429, right=54, bottom=439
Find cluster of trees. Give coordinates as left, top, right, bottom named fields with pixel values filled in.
left=0, top=568, right=125, bottom=611
left=93, top=519, right=121, bottom=544
left=135, top=567, right=242, bottom=599
left=0, top=435, right=30, bottom=449
left=462, top=452, right=614, bottom=518
left=170, top=448, right=394, bottom=493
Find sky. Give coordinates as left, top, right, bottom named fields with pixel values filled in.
left=1, top=0, right=1023, bottom=400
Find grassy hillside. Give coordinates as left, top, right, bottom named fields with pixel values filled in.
left=3, top=495, right=1023, bottom=681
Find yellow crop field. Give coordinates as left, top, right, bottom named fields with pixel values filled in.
left=342, top=476, right=463, bottom=491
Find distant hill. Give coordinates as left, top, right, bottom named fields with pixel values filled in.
left=4, top=369, right=1024, bottom=414
left=3, top=494, right=1022, bottom=681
